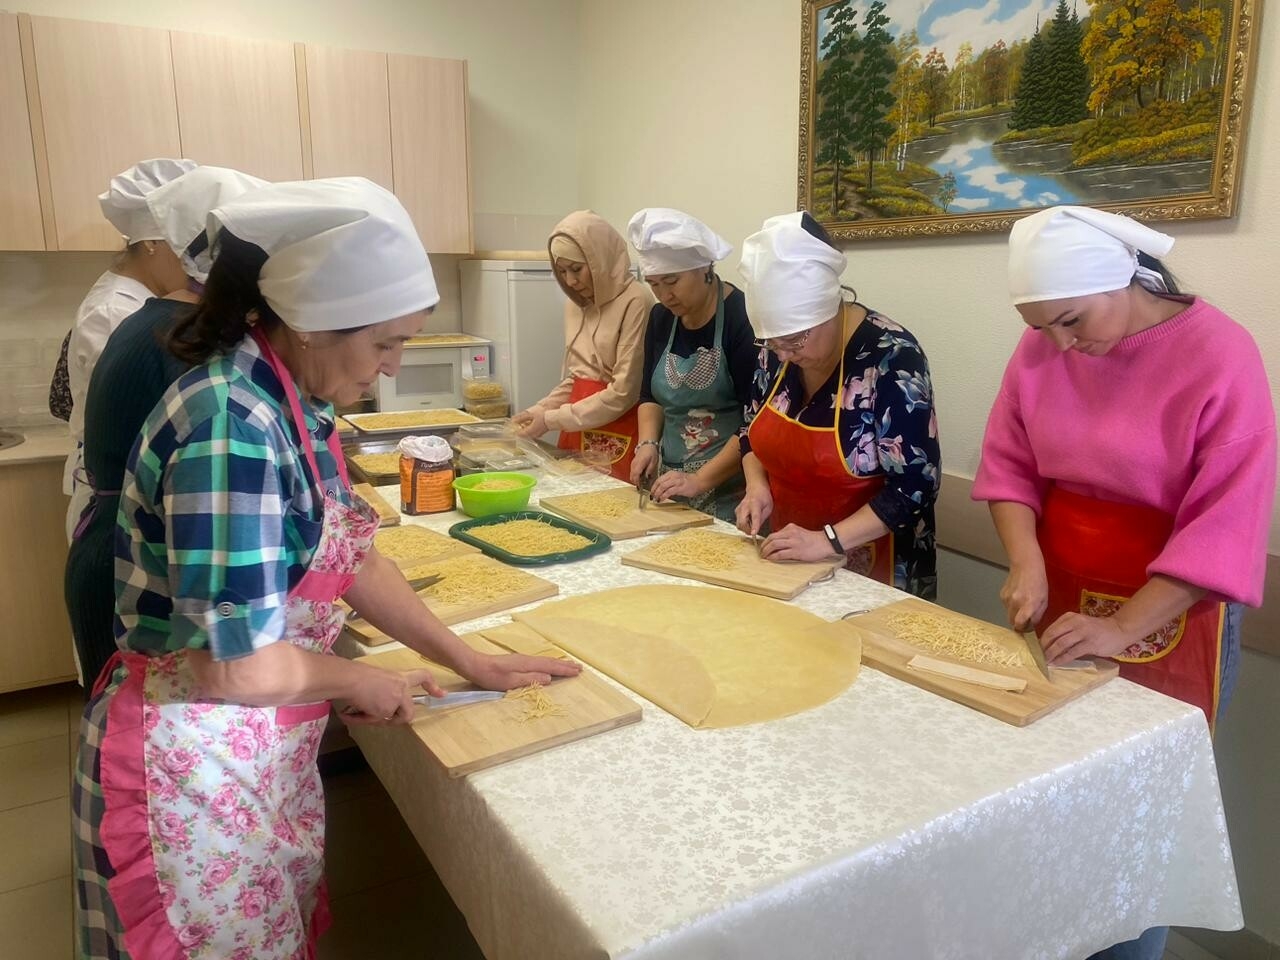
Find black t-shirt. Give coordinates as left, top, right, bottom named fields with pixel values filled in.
left=638, top=286, right=757, bottom=408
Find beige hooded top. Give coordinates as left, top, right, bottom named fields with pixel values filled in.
left=536, top=211, right=652, bottom=432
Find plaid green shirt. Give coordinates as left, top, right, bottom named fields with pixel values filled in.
left=114, top=334, right=347, bottom=660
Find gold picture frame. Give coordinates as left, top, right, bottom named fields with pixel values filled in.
left=797, top=0, right=1263, bottom=240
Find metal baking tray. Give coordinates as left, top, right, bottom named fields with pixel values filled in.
left=345, top=409, right=481, bottom=435
left=343, top=438, right=404, bottom=485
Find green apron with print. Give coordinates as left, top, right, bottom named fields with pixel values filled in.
left=650, top=280, right=745, bottom=523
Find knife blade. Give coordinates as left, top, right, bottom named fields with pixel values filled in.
left=637, top=472, right=650, bottom=511
left=1022, top=631, right=1051, bottom=680
left=413, top=690, right=506, bottom=709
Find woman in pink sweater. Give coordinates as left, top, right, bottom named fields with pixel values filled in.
left=974, top=206, right=1274, bottom=734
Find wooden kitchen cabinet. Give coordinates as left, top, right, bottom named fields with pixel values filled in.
left=388, top=54, right=473, bottom=254
left=0, top=460, right=76, bottom=694
left=170, top=30, right=305, bottom=183
left=28, top=15, right=182, bottom=251
left=302, top=43, right=394, bottom=189
left=0, top=14, right=46, bottom=250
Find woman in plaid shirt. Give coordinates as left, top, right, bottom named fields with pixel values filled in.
left=72, top=179, right=578, bottom=960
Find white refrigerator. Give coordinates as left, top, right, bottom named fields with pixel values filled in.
left=459, top=259, right=568, bottom=416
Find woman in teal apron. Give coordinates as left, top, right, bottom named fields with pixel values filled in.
left=627, top=208, right=757, bottom=522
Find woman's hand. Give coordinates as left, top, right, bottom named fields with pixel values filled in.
left=464, top=653, right=582, bottom=691
left=760, top=524, right=836, bottom=563
left=340, top=667, right=443, bottom=726
left=630, top=443, right=659, bottom=486
left=734, top=482, right=773, bottom=537
left=512, top=407, right=548, bottom=439
left=1040, top=613, right=1134, bottom=664
left=1000, top=560, right=1049, bottom=632
left=650, top=469, right=704, bottom=503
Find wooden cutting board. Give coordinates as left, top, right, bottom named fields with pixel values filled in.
left=352, top=482, right=400, bottom=527
left=345, top=553, right=558, bottom=646
left=621, top=530, right=842, bottom=600
left=842, top=597, right=1118, bottom=726
left=356, top=632, right=641, bottom=777
left=539, top=488, right=713, bottom=540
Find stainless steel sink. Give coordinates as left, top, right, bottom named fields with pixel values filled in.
left=0, top=429, right=25, bottom=452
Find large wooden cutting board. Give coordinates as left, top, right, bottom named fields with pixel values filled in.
left=345, top=554, right=558, bottom=646
left=357, top=633, right=641, bottom=777
left=352, top=482, right=400, bottom=527
left=843, top=597, right=1118, bottom=726
left=539, top=488, right=713, bottom=539
left=621, top=529, right=842, bottom=600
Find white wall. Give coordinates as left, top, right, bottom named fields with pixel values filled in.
left=579, top=0, right=1280, bottom=943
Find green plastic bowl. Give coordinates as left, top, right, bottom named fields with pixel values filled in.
left=451, top=472, right=537, bottom=517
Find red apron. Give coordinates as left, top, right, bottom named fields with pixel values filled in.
left=746, top=364, right=893, bottom=584
left=556, top=376, right=638, bottom=481
left=1038, top=485, right=1226, bottom=726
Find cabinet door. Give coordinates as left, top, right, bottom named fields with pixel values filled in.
left=30, top=15, right=182, bottom=250
left=0, top=461, right=76, bottom=693
left=0, top=14, right=45, bottom=250
left=304, top=44, right=393, bottom=188
left=170, top=30, right=304, bottom=182
left=388, top=54, right=472, bottom=254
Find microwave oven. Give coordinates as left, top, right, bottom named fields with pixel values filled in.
left=375, top=337, right=492, bottom=411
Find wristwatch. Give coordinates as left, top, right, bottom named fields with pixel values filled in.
left=822, top=523, right=845, bottom=556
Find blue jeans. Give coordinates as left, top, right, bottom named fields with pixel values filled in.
left=1087, top=603, right=1242, bottom=960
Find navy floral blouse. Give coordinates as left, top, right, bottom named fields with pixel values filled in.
left=739, top=307, right=940, bottom=598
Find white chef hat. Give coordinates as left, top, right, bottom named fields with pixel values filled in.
left=627, top=207, right=733, bottom=277
left=98, top=158, right=199, bottom=243
left=145, top=166, right=268, bottom=282
left=738, top=212, right=847, bottom=338
left=1009, top=205, right=1175, bottom=305
left=208, top=177, right=440, bottom=333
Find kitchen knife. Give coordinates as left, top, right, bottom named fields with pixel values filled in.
left=1022, top=631, right=1051, bottom=680
left=413, top=690, right=506, bottom=709
left=637, top=474, right=649, bottom=511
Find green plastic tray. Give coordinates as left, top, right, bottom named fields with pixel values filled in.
left=448, top=510, right=612, bottom=565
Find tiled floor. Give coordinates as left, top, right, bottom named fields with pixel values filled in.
left=0, top=683, right=1250, bottom=960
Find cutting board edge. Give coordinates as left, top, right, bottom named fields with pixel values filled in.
left=345, top=579, right=561, bottom=644
left=619, top=553, right=806, bottom=600
left=440, top=707, right=642, bottom=778
left=539, top=494, right=714, bottom=540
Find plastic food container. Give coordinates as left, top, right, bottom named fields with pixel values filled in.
left=462, top=376, right=507, bottom=402
left=464, top=399, right=511, bottom=419
left=451, top=471, right=537, bottom=517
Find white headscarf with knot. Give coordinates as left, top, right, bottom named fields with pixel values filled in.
left=738, top=212, right=847, bottom=339
left=208, top=177, right=440, bottom=332
left=627, top=207, right=732, bottom=277
left=1009, top=205, right=1175, bottom=305
left=98, top=158, right=198, bottom=243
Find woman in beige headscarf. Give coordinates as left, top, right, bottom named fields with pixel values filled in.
left=512, top=211, right=652, bottom=480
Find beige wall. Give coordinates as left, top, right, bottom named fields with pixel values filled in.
left=579, top=0, right=1280, bottom=944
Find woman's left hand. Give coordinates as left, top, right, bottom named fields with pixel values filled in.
left=514, top=408, right=548, bottom=439
left=466, top=652, right=582, bottom=690
left=1040, top=612, right=1133, bottom=664
left=649, top=470, right=703, bottom=503
left=760, top=524, right=837, bottom=563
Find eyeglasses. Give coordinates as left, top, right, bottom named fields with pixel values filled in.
left=754, top=329, right=813, bottom=354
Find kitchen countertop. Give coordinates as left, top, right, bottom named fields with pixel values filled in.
left=0, top=424, right=74, bottom=466
left=341, top=473, right=1241, bottom=960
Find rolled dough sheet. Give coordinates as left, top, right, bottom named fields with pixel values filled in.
left=513, top=585, right=861, bottom=728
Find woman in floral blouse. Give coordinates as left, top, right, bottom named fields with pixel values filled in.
left=736, top=212, right=940, bottom=598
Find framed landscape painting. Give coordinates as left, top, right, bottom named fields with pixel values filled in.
left=797, top=0, right=1263, bottom=239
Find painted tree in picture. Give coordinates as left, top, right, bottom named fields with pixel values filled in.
left=808, top=0, right=1237, bottom=223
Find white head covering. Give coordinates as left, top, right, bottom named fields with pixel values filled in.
left=1009, top=205, right=1175, bottom=305
left=145, top=166, right=268, bottom=282
left=98, top=158, right=198, bottom=243
left=208, top=177, right=440, bottom=332
left=627, top=207, right=733, bottom=277
left=738, top=212, right=847, bottom=339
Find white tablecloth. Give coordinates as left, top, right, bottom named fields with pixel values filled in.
left=344, top=472, right=1242, bottom=960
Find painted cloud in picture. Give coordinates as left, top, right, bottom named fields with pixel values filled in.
left=796, top=0, right=1261, bottom=239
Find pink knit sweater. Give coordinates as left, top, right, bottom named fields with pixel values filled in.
left=973, top=297, right=1275, bottom=606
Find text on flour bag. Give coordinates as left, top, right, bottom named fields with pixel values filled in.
left=398, top=435, right=456, bottom=515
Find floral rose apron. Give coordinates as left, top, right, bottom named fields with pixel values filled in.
left=85, top=327, right=378, bottom=960
left=556, top=377, right=639, bottom=481
left=1037, top=484, right=1226, bottom=727
left=746, top=312, right=893, bottom=583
